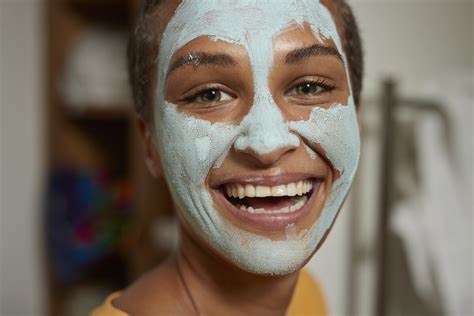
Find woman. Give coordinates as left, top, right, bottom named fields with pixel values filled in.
left=93, top=0, right=363, bottom=314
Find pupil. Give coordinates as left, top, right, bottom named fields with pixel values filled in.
left=300, top=83, right=316, bottom=94
left=204, top=90, right=219, bottom=101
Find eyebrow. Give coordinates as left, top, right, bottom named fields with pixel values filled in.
left=167, top=52, right=237, bottom=77
left=285, top=44, right=342, bottom=64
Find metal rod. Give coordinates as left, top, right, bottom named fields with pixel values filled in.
left=376, top=78, right=397, bottom=316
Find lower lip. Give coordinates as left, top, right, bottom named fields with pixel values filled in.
left=215, top=181, right=321, bottom=230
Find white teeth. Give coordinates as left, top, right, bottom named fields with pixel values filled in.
left=238, top=185, right=245, bottom=199
left=225, top=180, right=314, bottom=199
left=255, top=185, right=271, bottom=197
left=296, top=181, right=303, bottom=196
left=254, top=208, right=264, bottom=214
left=271, top=185, right=286, bottom=197
left=245, top=184, right=255, bottom=197
left=235, top=195, right=308, bottom=215
left=287, top=182, right=297, bottom=196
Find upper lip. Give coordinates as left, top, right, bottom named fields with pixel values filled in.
left=211, top=173, right=324, bottom=188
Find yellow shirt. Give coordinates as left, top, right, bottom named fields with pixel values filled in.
left=91, top=270, right=328, bottom=316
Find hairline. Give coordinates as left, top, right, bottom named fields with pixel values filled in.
left=128, top=0, right=363, bottom=124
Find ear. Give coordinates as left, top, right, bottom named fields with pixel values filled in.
left=137, top=116, right=164, bottom=178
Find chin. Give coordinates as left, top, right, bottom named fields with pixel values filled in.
left=223, top=233, right=317, bottom=276
left=176, top=179, right=337, bottom=276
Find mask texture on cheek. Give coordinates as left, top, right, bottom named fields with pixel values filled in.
left=158, top=101, right=238, bottom=233
left=153, top=0, right=360, bottom=276
left=289, top=98, right=360, bottom=242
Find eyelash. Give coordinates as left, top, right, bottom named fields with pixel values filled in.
left=182, top=77, right=335, bottom=105
left=183, top=85, right=232, bottom=104
left=287, top=78, right=336, bottom=96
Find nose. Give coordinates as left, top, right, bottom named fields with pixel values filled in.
left=236, top=141, right=298, bottom=167
left=233, top=92, right=300, bottom=167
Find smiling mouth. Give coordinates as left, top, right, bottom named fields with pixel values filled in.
left=221, top=179, right=320, bottom=215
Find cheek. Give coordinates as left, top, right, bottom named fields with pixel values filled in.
left=289, top=104, right=360, bottom=176
left=156, top=101, right=240, bottom=188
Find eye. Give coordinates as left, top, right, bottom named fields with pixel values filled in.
left=295, top=82, right=325, bottom=95
left=288, top=80, right=335, bottom=97
left=191, top=88, right=233, bottom=104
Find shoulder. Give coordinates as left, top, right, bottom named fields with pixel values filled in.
left=287, top=270, right=329, bottom=316
left=91, top=292, right=127, bottom=316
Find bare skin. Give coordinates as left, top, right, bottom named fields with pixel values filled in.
left=114, top=0, right=353, bottom=315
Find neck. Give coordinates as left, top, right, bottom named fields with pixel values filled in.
left=176, top=226, right=300, bottom=316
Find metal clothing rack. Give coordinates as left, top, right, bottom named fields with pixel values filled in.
left=375, top=79, right=451, bottom=316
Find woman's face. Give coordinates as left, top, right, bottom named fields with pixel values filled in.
left=153, top=0, right=360, bottom=275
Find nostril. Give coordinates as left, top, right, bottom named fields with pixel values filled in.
left=234, top=129, right=299, bottom=156
left=232, top=101, right=300, bottom=166
left=236, top=145, right=298, bottom=167
left=233, top=111, right=300, bottom=156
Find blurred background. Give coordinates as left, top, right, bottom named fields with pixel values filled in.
left=0, top=0, right=472, bottom=315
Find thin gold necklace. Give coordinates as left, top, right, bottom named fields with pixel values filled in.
left=176, top=258, right=202, bottom=316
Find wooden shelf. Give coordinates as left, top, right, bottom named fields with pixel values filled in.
left=45, top=0, right=170, bottom=315
left=64, top=0, right=133, bottom=26
left=65, top=105, right=133, bottom=120
left=67, top=0, right=128, bottom=8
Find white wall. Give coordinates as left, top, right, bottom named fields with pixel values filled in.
left=353, top=0, right=473, bottom=97
left=308, top=1, right=473, bottom=316
left=0, top=0, right=46, bottom=315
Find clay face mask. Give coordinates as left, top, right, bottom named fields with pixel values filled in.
left=154, top=0, right=360, bottom=275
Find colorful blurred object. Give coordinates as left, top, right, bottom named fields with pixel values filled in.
left=45, top=168, right=132, bottom=284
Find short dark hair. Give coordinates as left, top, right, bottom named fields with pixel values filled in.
left=128, top=0, right=364, bottom=122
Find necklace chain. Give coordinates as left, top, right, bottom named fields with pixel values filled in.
left=176, top=258, right=202, bottom=316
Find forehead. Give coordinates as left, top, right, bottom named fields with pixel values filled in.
left=158, top=0, right=344, bottom=77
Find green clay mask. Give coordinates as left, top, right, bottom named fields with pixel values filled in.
left=154, top=0, right=360, bottom=275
